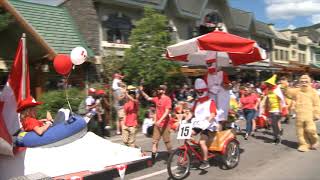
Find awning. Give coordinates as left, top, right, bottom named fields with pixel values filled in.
left=0, top=59, right=9, bottom=72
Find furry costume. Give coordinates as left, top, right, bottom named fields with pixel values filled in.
left=284, top=75, right=320, bottom=152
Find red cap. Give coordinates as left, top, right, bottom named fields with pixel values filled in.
left=17, top=96, right=43, bottom=112
left=88, top=88, right=96, bottom=94
left=96, top=89, right=105, bottom=95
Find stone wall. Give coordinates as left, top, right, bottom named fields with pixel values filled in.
left=63, top=0, right=100, bottom=55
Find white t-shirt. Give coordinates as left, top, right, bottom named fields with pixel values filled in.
left=85, top=96, right=96, bottom=112
left=142, top=118, right=154, bottom=134
left=112, top=78, right=121, bottom=91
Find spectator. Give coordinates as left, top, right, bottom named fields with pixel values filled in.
left=112, top=73, right=124, bottom=91
left=142, top=109, right=155, bottom=137
left=96, top=89, right=111, bottom=136
left=113, top=82, right=126, bottom=135
left=239, top=86, right=260, bottom=140
left=122, top=85, right=139, bottom=147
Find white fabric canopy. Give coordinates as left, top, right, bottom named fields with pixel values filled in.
left=0, top=132, right=147, bottom=179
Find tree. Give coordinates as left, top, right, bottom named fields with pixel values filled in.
left=100, top=49, right=124, bottom=84
left=122, top=7, right=183, bottom=89
left=0, top=8, right=13, bottom=31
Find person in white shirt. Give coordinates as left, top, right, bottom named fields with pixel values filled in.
left=112, top=73, right=124, bottom=91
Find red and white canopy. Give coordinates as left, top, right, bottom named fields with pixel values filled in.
left=166, top=31, right=267, bottom=66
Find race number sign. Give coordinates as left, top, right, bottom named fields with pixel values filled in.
left=177, top=123, right=193, bottom=139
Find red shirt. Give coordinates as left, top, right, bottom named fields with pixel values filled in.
left=124, top=100, right=139, bottom=127
left=152, top=95, right=172, bottom=127
left=240, top=93, right=259, bottom=110
left=22, top=117, right=44, bottom=132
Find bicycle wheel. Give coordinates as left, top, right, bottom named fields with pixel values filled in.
left=221, top=139, right=240, bottom=169
left=167, top=148, right=191, bottom=180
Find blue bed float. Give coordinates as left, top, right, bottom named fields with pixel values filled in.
left=16, top=115, right=87, bottom=147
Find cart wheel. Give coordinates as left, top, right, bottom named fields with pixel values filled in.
left=167, top=149, right=191, bottom=180
left=221, top=140, right=240, bottom=169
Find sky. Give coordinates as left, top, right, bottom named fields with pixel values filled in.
left=228, top=0, right=320, bottom=30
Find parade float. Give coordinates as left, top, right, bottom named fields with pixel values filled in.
left=0, top=35, right=149, bottom=180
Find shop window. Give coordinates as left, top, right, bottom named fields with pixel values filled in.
left=274, top=49, right=279, bottom=60
left=102, top=12, right=133, bottom=44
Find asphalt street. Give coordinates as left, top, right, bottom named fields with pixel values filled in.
left=107, top=119, right=320, bottom=180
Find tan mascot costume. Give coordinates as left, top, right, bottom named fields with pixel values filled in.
left=283, top=75, right=320, bottom=152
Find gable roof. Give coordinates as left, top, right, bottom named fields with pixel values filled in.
left=254, top=20, right=276, bottom=38
left=8, top=0, right=94, bottom=57
left=229, top=8, right=253, bottom=31
left=19, top=0, right=67, bottom=6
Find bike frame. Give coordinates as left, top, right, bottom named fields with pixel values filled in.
left=178, top=140, right=216, bottom=161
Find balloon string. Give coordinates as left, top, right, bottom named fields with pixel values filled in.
left=64, top=65, right=75, bottom=114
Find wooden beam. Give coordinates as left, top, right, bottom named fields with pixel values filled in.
left=0, top=0, right=56, bottom=60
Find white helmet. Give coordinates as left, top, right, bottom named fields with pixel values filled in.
left=194, top=78, right=208, bottom=98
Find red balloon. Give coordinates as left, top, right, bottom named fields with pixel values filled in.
left=53, top=54, right=73, bottom=75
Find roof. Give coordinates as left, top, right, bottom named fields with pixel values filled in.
left=254, top=21, right=276, bottom=38
left=229, top=8, right=253, bottom=31
left=9, top=0, right=94, bottom=56
left=19, top=0, right=67, bottom=6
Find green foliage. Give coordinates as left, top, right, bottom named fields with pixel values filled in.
left=100, top=50, right=124, bottom=83
left=122, top=7, right=182, bottom=89
left=0, top=8, right=13, bottom=31
left=37, top=88, right=85, bottom=119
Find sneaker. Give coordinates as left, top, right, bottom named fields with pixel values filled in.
left=244, top=133, right=249, bottom=140
left=151, top=152, right=157, bottom=165
left=251, top=133, right=255, bottom=137
left=273, top=138, right=281, bottom=145
left=199, top=160, right=210, bottom=170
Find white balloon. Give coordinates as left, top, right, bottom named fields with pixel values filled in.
left=70, top=46, right=88, bottom=65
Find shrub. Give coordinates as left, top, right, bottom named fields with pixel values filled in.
left=37, top=88, right=85, bottom=119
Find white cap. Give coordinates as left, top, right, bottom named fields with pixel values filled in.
left=194, top=78, right=208, bottom=91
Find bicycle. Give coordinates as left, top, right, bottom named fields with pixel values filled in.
left=167, top=125, right=240, bottom=180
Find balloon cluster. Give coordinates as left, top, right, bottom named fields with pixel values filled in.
left=53, top=46, right=88, bottom=75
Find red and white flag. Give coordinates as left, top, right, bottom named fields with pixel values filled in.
left=116, top=164, right=127, bottom=180
left=0, top=37, right=30, bottom=156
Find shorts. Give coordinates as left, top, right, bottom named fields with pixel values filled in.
left=117, top=108, right=125, bottom=120
left=193, top=128, right=210, bottom=136
left=152, top=125, right=171, bottom=144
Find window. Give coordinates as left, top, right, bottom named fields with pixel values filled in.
left=102, top=12, right=133, bottom=44
left=285, top=51, right=289, bottom=61
left=199, top=11, right=223, bottom=35
left=292, top=50, right=296, bottom=58
left=280, top=50, right=284, bottom=60
left=275, top=49, right=279, bottom=60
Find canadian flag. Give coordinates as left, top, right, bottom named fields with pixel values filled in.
left=0, top=37, right=30, bottom=156
left=116, top=164, right=127, bottom=180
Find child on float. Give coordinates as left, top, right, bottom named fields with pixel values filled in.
left=189, top=78, right=218, bottom=170
left=18, top=96, right=67, bottom=136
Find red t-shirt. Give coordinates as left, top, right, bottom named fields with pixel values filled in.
left=22, top=117, right=44, bottom=132
left=152, top=95, right=172, bottom=127
left=240, top=93, right=259, bottom=110
left=124, top=100, right=139, bottom=127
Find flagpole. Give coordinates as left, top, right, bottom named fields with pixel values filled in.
left=22, top=33, right=26, bottom=99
